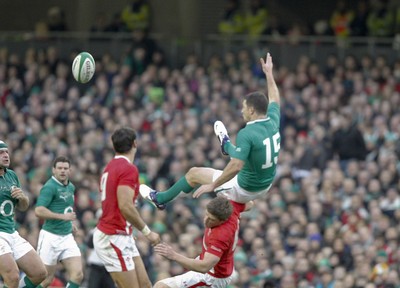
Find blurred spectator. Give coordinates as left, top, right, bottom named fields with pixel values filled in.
left=313, top=20, right=331, bottom=36
left=34, top=21, right=50, bottom=40
left=367, top=0, right=394, bottom=37
left=47, top=6, right=68, bottom=32
left=265, top=15, right=287, bottom=38
left=125, top=29, right=159, bottom=70
left=332, top=110, right=367, bottom=164
left=105, top=13, right=128, bottom=32
left=329, top=0, right=354, bottom=38
left=350, top=0, right=370, bottom=36
left=90, top=12, right=110, bottom=33
left=218, top=0, right=245, bottom=35
left=121, top=0, right=151, bottom=32
left=245, top=0, right=269, bottom=38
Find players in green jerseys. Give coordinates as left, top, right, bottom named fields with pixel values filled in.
left=0, top=140, right=47, bottom=288
left=140, top=52, right=280, bottom=208
left=35, top=156, right=83, bottom=288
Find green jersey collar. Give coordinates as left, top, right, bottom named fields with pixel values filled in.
left=247, top=117, right=270, bottom=125
left=51, top=175, right=69, bottom=186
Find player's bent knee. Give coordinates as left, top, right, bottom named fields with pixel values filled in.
left=71, top=270, right=84, bottom=283
left=141, top=282, right=152, bottom=288
left=186, top=167, right=201, bottom=182
left=39, top=271, right=53, bottom=286
left=26, top=270, right=47, bottom=285
left=3, top=270, right=20, bottom=286
left=154, top=282, right=170, bottom=288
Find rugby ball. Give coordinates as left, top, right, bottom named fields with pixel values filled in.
left=72, top=52, right=95, bottom=83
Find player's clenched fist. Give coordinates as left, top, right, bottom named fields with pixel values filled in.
left=145, top=231, right=161, bottom=246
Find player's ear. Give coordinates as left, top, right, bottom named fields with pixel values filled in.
left=133, top=139, right=138, bottom=149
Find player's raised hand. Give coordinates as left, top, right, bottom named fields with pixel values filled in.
left=193, top=183, right=215, bottom=199
left=146, top=231, right=161, bottom=246
left=260, top=52, right=273, bottom=75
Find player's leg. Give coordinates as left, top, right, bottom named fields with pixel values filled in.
left=62, top=256, right=84, bottom=287
left=140, top=168, right=218, bottom=206
left=87, top=265, right=115, bottom=288
left=154, top=282, right=170, bottom=288
left=109, top=271, right=140, bottom=288
left=186, top=167, right=216, bottom=186
left=34, top=229, right=58, bottom=288
left=16, top=250, right=47, bottom=288
left=0, top=253, right=20, bottom=288
left=132, top=255, right=151, bottom=288
left=59, top=235, right=84, bottom=287
left=33, top=264, right=56, bottom=288
left=154, top=271, right=210, bottom=288
left=9, top=231, right=46, bottom=288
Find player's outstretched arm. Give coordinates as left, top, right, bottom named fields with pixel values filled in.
left=193, top=158, right=244, bottom=198
left=260, top=53, right=280, bottom=105
left=155, top=243, right=219, bottom=273
left=35, top=206, right=76, bottom=221
left=117, top=185, right=161, bottom=245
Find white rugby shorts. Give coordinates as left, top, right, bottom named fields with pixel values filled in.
left=37, top=229, right=81, bottom=265
left=0, top=231, right=34, bottom=260
left=159, top=270, right=232, bottom=288
left=212, top=170, right=271, bottom=203
left=93, top=228, right=140, bottom=272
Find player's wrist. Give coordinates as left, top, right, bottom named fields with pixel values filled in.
left=141, top=225, right=151, bottom=236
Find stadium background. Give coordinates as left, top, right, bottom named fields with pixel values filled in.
left=0, top=0, right=400, bottom=287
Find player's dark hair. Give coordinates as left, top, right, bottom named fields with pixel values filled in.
left=207, top=197, right=233, bottom=222
left=246, top=91, right=268, bottom=115
left=53, top=156, right=70, bottom=168
left=112, top=127, right=137, bottom=154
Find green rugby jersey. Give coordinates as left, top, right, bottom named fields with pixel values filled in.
left=225, top=102, right=281, bottom=192
left=36, top=176, right=76, bottom=235
left=0, top=169, right=21, bottom=233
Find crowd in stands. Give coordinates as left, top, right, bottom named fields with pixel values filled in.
left=0, top=37, right=399, bottom=288
left=31, top=0, right=400, bottom=43
left=218, top=0, right=400, bottom=39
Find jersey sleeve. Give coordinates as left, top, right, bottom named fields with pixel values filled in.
left=267, top=102, right=280, bottom=128
left=36, top=184, right=54, bottom=207
left=206, top=231, right=230, bottom=258
left=225, top=130, right=250, bottom=161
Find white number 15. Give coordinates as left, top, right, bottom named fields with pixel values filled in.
left=262, top=132, right=280, bottom=169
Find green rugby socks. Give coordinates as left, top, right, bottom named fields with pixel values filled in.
left=157, top=177, right=194, bottom=203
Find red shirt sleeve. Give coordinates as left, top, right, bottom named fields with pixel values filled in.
left=206, top=229, right=230, bottom=258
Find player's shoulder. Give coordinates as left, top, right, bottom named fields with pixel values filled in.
left=5, top=168, right=18, bottom=178
left=40, top=178, right=56, bottom=191
left=231, top=201, right=246, bottom=213
left=107, top=158, right=138, bottom=174
left=43, top=177, right=55, bottom=187
left=68, top=181, right=76, bottom=190
left=267, top=102, right=281, bottom=114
